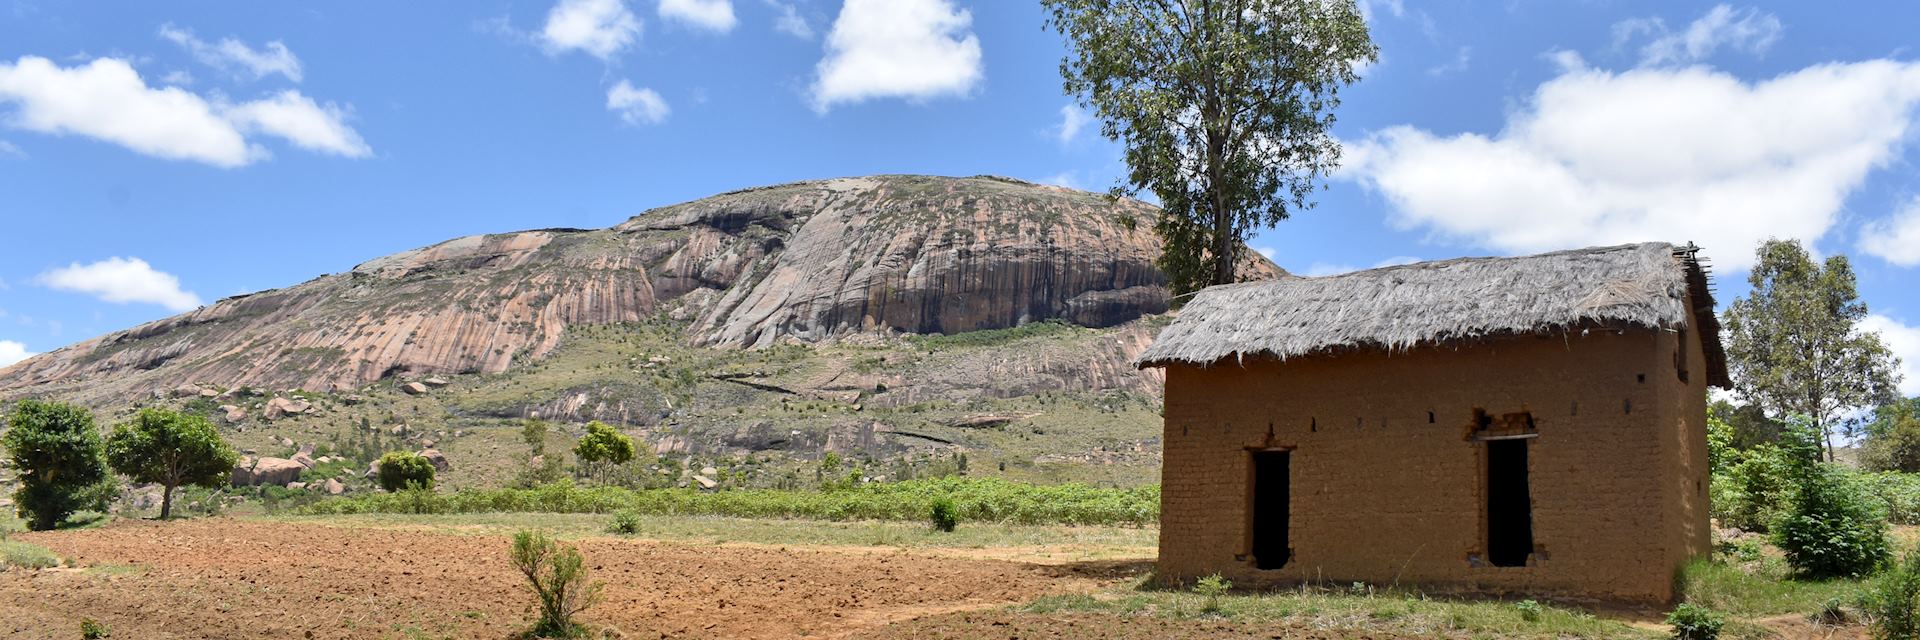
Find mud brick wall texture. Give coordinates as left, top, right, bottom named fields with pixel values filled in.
left=1157, top=317, right=1712, bottom=603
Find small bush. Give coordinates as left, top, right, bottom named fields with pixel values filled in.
left=1193, top=573, right=1231, bottom=613
left=1666, top=603, right=1724, bottom=640
left=605, top=510, right=642, bottom=536
left=1515, top=599, right=1543, bottom=622
left=1774, top=467, right=1892, bottom=579
left=511, top=531, right=603, bottom=639
left=80, top=618, right=110, bottom=639
left=1721, top=444, right=1794, bottom=532
left=1864, top=547, right=1920, bottom=640
left=377, top=452, right=436, bottom=493
left=3, top=399, right=111, bottom=531
left=928, top=497, right=958, bottom=532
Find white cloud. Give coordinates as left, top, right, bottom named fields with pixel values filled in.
left=0, top=139, right=22, bottom=158
left=1862, top=314, right=1920, bottom=397
left=1255, top=247, right=1277, bottom=259
left=0, top=340, right=34, bottom=368
left=542, top=0, right=642, bottom=60
left=158, top=24, right=303, bottom=82
left=768, top=0, right=812, bottom=39
left=1055, top=104, right=1090, bottom=144
left=1373, top=256, right=1421, bottom=268
left=660, top=0, right=735, bottom=32
left=160, top=69, right=195, bottom=86
left=1341, top=60, right=1920, bottom=270
left=1297, top=255, right=1420, bottom=277
left=607, top=80, right=669, bottom=125
left=810, top=0, right=982, bottom=112
left=1616, top=4, right=1782, bottom=66
left=1358, top=0, right=1404, bottom=23
left=225, top=90, right=372, bottom=158
left=0, top=56, right=370, bottom=167
left=1860, top=196, right=1920, bottom=267
left=37, top=257, right=203, bottom=312
left=1039, top=171, right=1080, bottom=190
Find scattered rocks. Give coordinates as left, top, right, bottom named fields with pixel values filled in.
left=400, top=382, right=429, bottom=396
left=692, top=475, right=717, bottom=490
left=292, top=453, right=316, bottom=469
left=287, top=482, right=307, bottom=491
left=421, top=377, right=451, bottom=388
left=220, top=405, right=247, bottom=423
left=341, top=395, right=365, bottom=406
left=198, top=388, right=220, bottom=398
left=169, top=384, right=203, bottom=398
left=325, top=479, right=345, bottom=495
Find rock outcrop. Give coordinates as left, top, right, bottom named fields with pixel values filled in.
left=0, top=175, right=1283, bottom=407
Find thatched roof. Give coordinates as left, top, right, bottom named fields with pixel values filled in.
left=1136, top=242, right=1730, bottom=387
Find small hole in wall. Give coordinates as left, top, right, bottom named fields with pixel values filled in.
left=1310, top=417, right=1317, bottom=433
left=1571, top=401, right=1579, bottom=416
left=1427, top=411, right=1436, bottom=424
left=1637, top=373, right=1646, bottom=383
left=1624, top=399, right=1632, bottom=414
left=1472, top=408, right=1493, bottom=431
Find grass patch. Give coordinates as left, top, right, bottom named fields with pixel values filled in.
left=904, top=320, right=1078, bottom=350
left=1, top=539, right=61, bottom=570
left=1020, top=584, right=1652, bottom=639
left=1679, top=558, right=1869, bottom=618
left=295, top=477, right=1159, bottom=526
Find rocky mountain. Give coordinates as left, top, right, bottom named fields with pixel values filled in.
left=0, top=175, right=1283, bottom=410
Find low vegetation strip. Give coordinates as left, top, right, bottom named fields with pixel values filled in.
left=297, top=477, right=1161, bottom=526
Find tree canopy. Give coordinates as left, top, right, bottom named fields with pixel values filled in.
left=1723, top=239, right=1902, bottom=461
left=574, top=421, right=636, bottom=466
left=2, top=399, right=111, bottom=530
left=376, top=451, right=436, bottom=492
left=105, top=407, right=239, bottom=520
left=1043, top=0, right=1376, bottom=295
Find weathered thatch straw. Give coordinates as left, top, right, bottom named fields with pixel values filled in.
left=1136, top=242, right=1728, bottom=385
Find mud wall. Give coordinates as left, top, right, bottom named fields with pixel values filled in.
left=1157, top=327, right=1710, bottom=602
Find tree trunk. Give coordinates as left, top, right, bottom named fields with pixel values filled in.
left=159, top=484, right=174, bottom=520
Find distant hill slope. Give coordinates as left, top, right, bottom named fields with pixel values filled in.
left=0, top=175, right=1284, bottom=408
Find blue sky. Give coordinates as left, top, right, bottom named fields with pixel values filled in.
left=0, top=0, right=1916, bottom=393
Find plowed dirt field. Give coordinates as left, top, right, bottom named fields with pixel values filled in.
left=1, top=518, right=1125, bottom=639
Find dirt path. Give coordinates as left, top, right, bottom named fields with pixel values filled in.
left=2, top=519, right=1130, bottom=639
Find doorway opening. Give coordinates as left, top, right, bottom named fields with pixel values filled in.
left=1486, top=439, right=1534, bottom=567
left=1251, top=450, right=1291, bottom=570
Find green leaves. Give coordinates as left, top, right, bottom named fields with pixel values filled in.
left=573, top=421, right=636, bottom=466
left=376, top=451, right=436, bottom=493
left=104, top=407, right=239, bottom=519
left=2, top=399, right=110, bottom=530
left=1724, top=239, right=1902, bottom=459
left=1043, top=0, right=1376, bottom=294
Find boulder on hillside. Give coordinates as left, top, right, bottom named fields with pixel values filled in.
left=417, top=449, right=451, bottom=472
left=220, top=405, right=247, bottom=424
left=230, top=457, right=257, bottom=486
left=400, top=382, right=429, bottom=395
left=198, top=388, right=220, bottom=398
left=325, top=478, right=345, bottom=495
left=170, top=384, right=202, bottom=398
left=292, top=453, right=316, bottom=469
left=421, top=377, right=451, bottom=388
left=263, top=397, right=312, bottom=420
left=249, top=458, right=305, bottom=486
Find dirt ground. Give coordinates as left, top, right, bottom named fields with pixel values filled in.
left=1, top=518, right=1130, bottom=639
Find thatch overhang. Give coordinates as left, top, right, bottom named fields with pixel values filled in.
left=1136, top=242, right=1731, bottom=388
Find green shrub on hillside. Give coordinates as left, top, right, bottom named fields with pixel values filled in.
left=376, top=452, right=436, bottom=493
left=1665, top=603, right=1723, bottom=640
left=928, top=496, right=958, bottom=532
left=301, top=477, right=1159, bottom=526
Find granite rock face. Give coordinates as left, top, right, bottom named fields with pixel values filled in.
left=0, top=175, right=1283, bottom=406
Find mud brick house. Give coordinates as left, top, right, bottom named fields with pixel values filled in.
left=1136, top=242, right=1729, bottom=602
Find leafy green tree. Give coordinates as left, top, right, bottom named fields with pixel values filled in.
left=376, top=451, right=436, bottom=492
left=1707, top=399, right=1785, bottom=450
left=104, top=408, right=239, bottom=520
left=2, top=399, right=112, bottom=530
left=1723, top=240, right=1902, bottom=461
left=1864, top=397, right=1920, bottom=473
left=1042, top=0, right=1376, bottom=294
left=573, top=421, right=635, bottom=467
